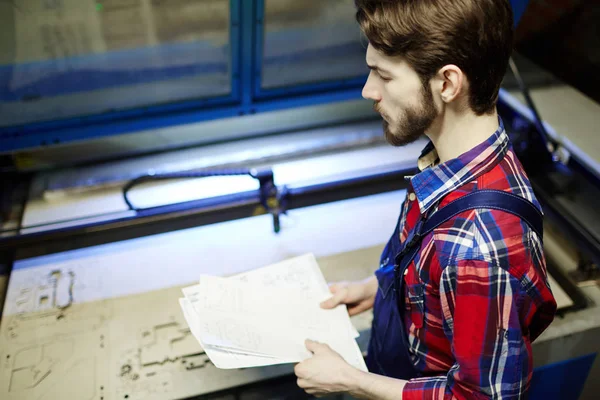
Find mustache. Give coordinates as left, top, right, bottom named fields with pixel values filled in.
left=373, top=102, right=381, bottom=114
left=373, top=102, right=388, bottom=120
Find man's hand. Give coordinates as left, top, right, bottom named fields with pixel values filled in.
left=294, top=339, right=357, bottom=397
left=295, top=339, right=409, bottom=400
left=320, top=276, right=378, bottom=316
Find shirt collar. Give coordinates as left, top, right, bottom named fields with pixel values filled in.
left=410, top=117, right=510, bottom=215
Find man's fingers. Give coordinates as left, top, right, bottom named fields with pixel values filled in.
left=305, top=339, right=327, bottom=354
left=327, top=282, right=346, bottom=297
left=320, top=285, right=347, bottom=309
left=305, top=339, right=318, bottom=353
left=294, top=362, right=305, bottom=377
left=319, top=295, right=341, bottom=309
left=347, top=300, right=373, bottom=316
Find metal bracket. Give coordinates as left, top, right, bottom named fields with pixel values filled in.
left=253, top=168, right=286, bottom=233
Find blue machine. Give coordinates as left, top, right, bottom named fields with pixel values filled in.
left=0, top=0, right=531, bottom=154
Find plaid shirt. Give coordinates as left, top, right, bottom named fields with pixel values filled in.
left=396, top=119, right=557, bottom=399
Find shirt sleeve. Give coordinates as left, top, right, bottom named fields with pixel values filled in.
left=403, top=259, right=533, bottom=400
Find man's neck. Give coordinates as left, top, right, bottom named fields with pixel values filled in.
left=426, top=109, right=499, bottom=164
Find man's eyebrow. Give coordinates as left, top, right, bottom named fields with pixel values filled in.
left=367, top=63, right=392, bottom=76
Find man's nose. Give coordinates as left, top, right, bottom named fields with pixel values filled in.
left=362, top=75, right=381, bottom=102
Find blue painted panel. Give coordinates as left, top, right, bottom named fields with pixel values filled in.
left=529, top=353, right=597, bottom=400
left=241, top=0, right=256, bottom=108
left=253, top=0, right=265, bottom=99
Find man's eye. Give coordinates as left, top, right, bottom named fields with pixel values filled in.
left=377, top=72, right=391, bottom=82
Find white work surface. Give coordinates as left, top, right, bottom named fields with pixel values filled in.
left=0, top=188, right=575, bottom=400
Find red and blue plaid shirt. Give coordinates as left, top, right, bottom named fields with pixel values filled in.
left=398, top=120, right=557, bottom=399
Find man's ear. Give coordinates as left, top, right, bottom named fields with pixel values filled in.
left=436, top=65, right=465, bottom=105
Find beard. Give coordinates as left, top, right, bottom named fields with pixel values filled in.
left=378, top=82, right=438, bottom=147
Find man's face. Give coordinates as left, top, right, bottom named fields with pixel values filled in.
left=362, top=44, right=438, bottom=146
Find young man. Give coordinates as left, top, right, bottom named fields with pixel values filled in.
left=294, top=0, right=557, bottom=399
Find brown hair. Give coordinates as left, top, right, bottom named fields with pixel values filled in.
left=355, top=0, right=514, bottom=115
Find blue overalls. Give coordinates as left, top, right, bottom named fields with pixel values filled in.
left=365, top=190, right=544, bottom=380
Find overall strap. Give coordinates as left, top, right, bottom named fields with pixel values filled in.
left=394, top=190, right=543, bottom=265
left=422, top=189, right=543, bottom=239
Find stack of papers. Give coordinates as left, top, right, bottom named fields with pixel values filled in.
left=179, top=253, right=367, bottom=371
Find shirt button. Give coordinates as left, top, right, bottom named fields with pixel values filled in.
left=404, top=268, right=409, bottom=276
left=409, top=193, right=416, bottom=201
